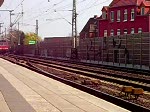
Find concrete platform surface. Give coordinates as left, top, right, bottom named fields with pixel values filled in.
left=0, top=58, right=130, bottom=112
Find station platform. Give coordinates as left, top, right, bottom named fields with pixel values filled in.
left=0, top=58, right=130, bottom=112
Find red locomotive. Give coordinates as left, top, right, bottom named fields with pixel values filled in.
left=0, top=39, right=9, bottom=54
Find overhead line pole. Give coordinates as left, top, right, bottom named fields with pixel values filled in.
left=5, top=28, right=6, bottom=38
left=0, top=10, right=14, bottom=34
left=0, top=10, right=15, bottom=51
left=35, top=20, right=39, bottom=55
left=70, top=0, right=78, bottom=59
left=72, top=0, right=77, bottom=48
left=36, top=20, right=38, bottom=36
left=9, top=10, right=14, bottom=52
left=18, top=22, right=20, bottom=45
left=0, top=23, right=4, bottom=37
left=0, top=10, right=14, bottom=29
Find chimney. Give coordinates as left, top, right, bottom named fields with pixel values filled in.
left=94, top=15, right=98, bottom=19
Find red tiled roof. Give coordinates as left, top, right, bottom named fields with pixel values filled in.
left=142, top=1, right=150, bottom=6
left=109, top=0, right=145, bottom=7
left=137, top=0, right=144, bottom=5
left=102, top=6, right=109, bottom=11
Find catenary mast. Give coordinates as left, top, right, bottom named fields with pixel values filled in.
left=72, top=0, right=77, bottom=48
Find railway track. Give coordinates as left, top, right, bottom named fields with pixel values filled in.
left=1, top=54, right=150, bottom=112
left=28, top=59, right=150, bottom=91
left=11, top=55, right=150, bottom=91
left=41, top=56, right=150, bottom=76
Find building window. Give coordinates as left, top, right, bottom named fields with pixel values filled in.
left=110, top=11, right=114, bottom=22
left=102, top=11, right=106, bottom=19
left=104, top=30, right=107, bottom=37
left=117, top=29, right=121, bottom=35
left=117, top=10, right=121, bottom=22
left=138, top=28, right=142, bottom=33
left=124, top=9, right=127, bottom=21
left=124, top=29, right=128, bottom=34
left=110, top=29, right=114, bottom=36
left=141, top=7, right=145, bottom=15
left=89, top=24, right=95, bottom=32
left=131, top=9, right=135, bottom=21
left=84, top=33, right=88, bottom=38
left=131, top=28, right=134, bottom=34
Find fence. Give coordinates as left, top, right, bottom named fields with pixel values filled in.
left=23, top=33, right=150, bottom=70
left=79, top=32, right=150, bottom=70
left=39, top=38, right=72, bottom=58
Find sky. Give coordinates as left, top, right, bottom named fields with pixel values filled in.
left=0, top=0, right=112, bottom=38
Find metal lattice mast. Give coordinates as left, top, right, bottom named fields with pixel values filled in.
left=72, top=0, right=77, bottom=48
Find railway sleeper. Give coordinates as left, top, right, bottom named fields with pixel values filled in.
left=119, top=86, right=144, bottom=100
left=81, top=79, right=93, bottom=85
left=91, top=79, right=101, bottom=86
left=81, top=79, right=101, bottom=86
left=65, top=75, right=79, bottom=81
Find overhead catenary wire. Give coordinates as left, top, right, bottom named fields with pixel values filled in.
left=0, top=0, right=112, bottom=37
left=22, top=0, right=104, bottom=32
left=0, top=0, right=25, bottom=33
left=13, top=0, right=25, bottom=11
left=23, top=0, right=47, bottom=14
left=78, top=0, right=109, bottom=15
left=2, top=0, right=103, bottom=23
left=12, top=14, right=23, bottom=27
left=23, top=0, right=88, bottom=22
left=25, top=0, right=69, bottom=22
left=1, top=0, right=25, bottom=30
left=0, top=1, right=15, bottom=29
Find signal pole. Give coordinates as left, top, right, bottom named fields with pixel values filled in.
left=72, top=0, right=77, bottom=48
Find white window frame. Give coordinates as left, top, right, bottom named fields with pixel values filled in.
left=124, top=9, right=128, bottom=21
left=89, top=24, right=95, bottom=32
left=124, top=29, right=128, bottom=34
left=84, top=33, right=87, bottom=38
left=104, top=30, right=107, bottom=37
left=138, top=28, right=142, bottom=33
left=117, top=29, right=121, bottom=36
left=102, top=11, right=106, bottom=19
left=141, top=7, right=145, bottom=15
left=131, top=9, right=135, bottom=21
left=131, top=28, right=134, bottom=34
left=110, top=11, right=114, bottom=22
left=110, top=29, right=114, bottom=36
left=117, top=10, right=121, bottom=22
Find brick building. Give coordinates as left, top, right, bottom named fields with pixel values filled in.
left=99, top=0, right=150, bottom=37
left=0, top=0, right=4, bottom=7
left=80, top=15, right=98, bottom=39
